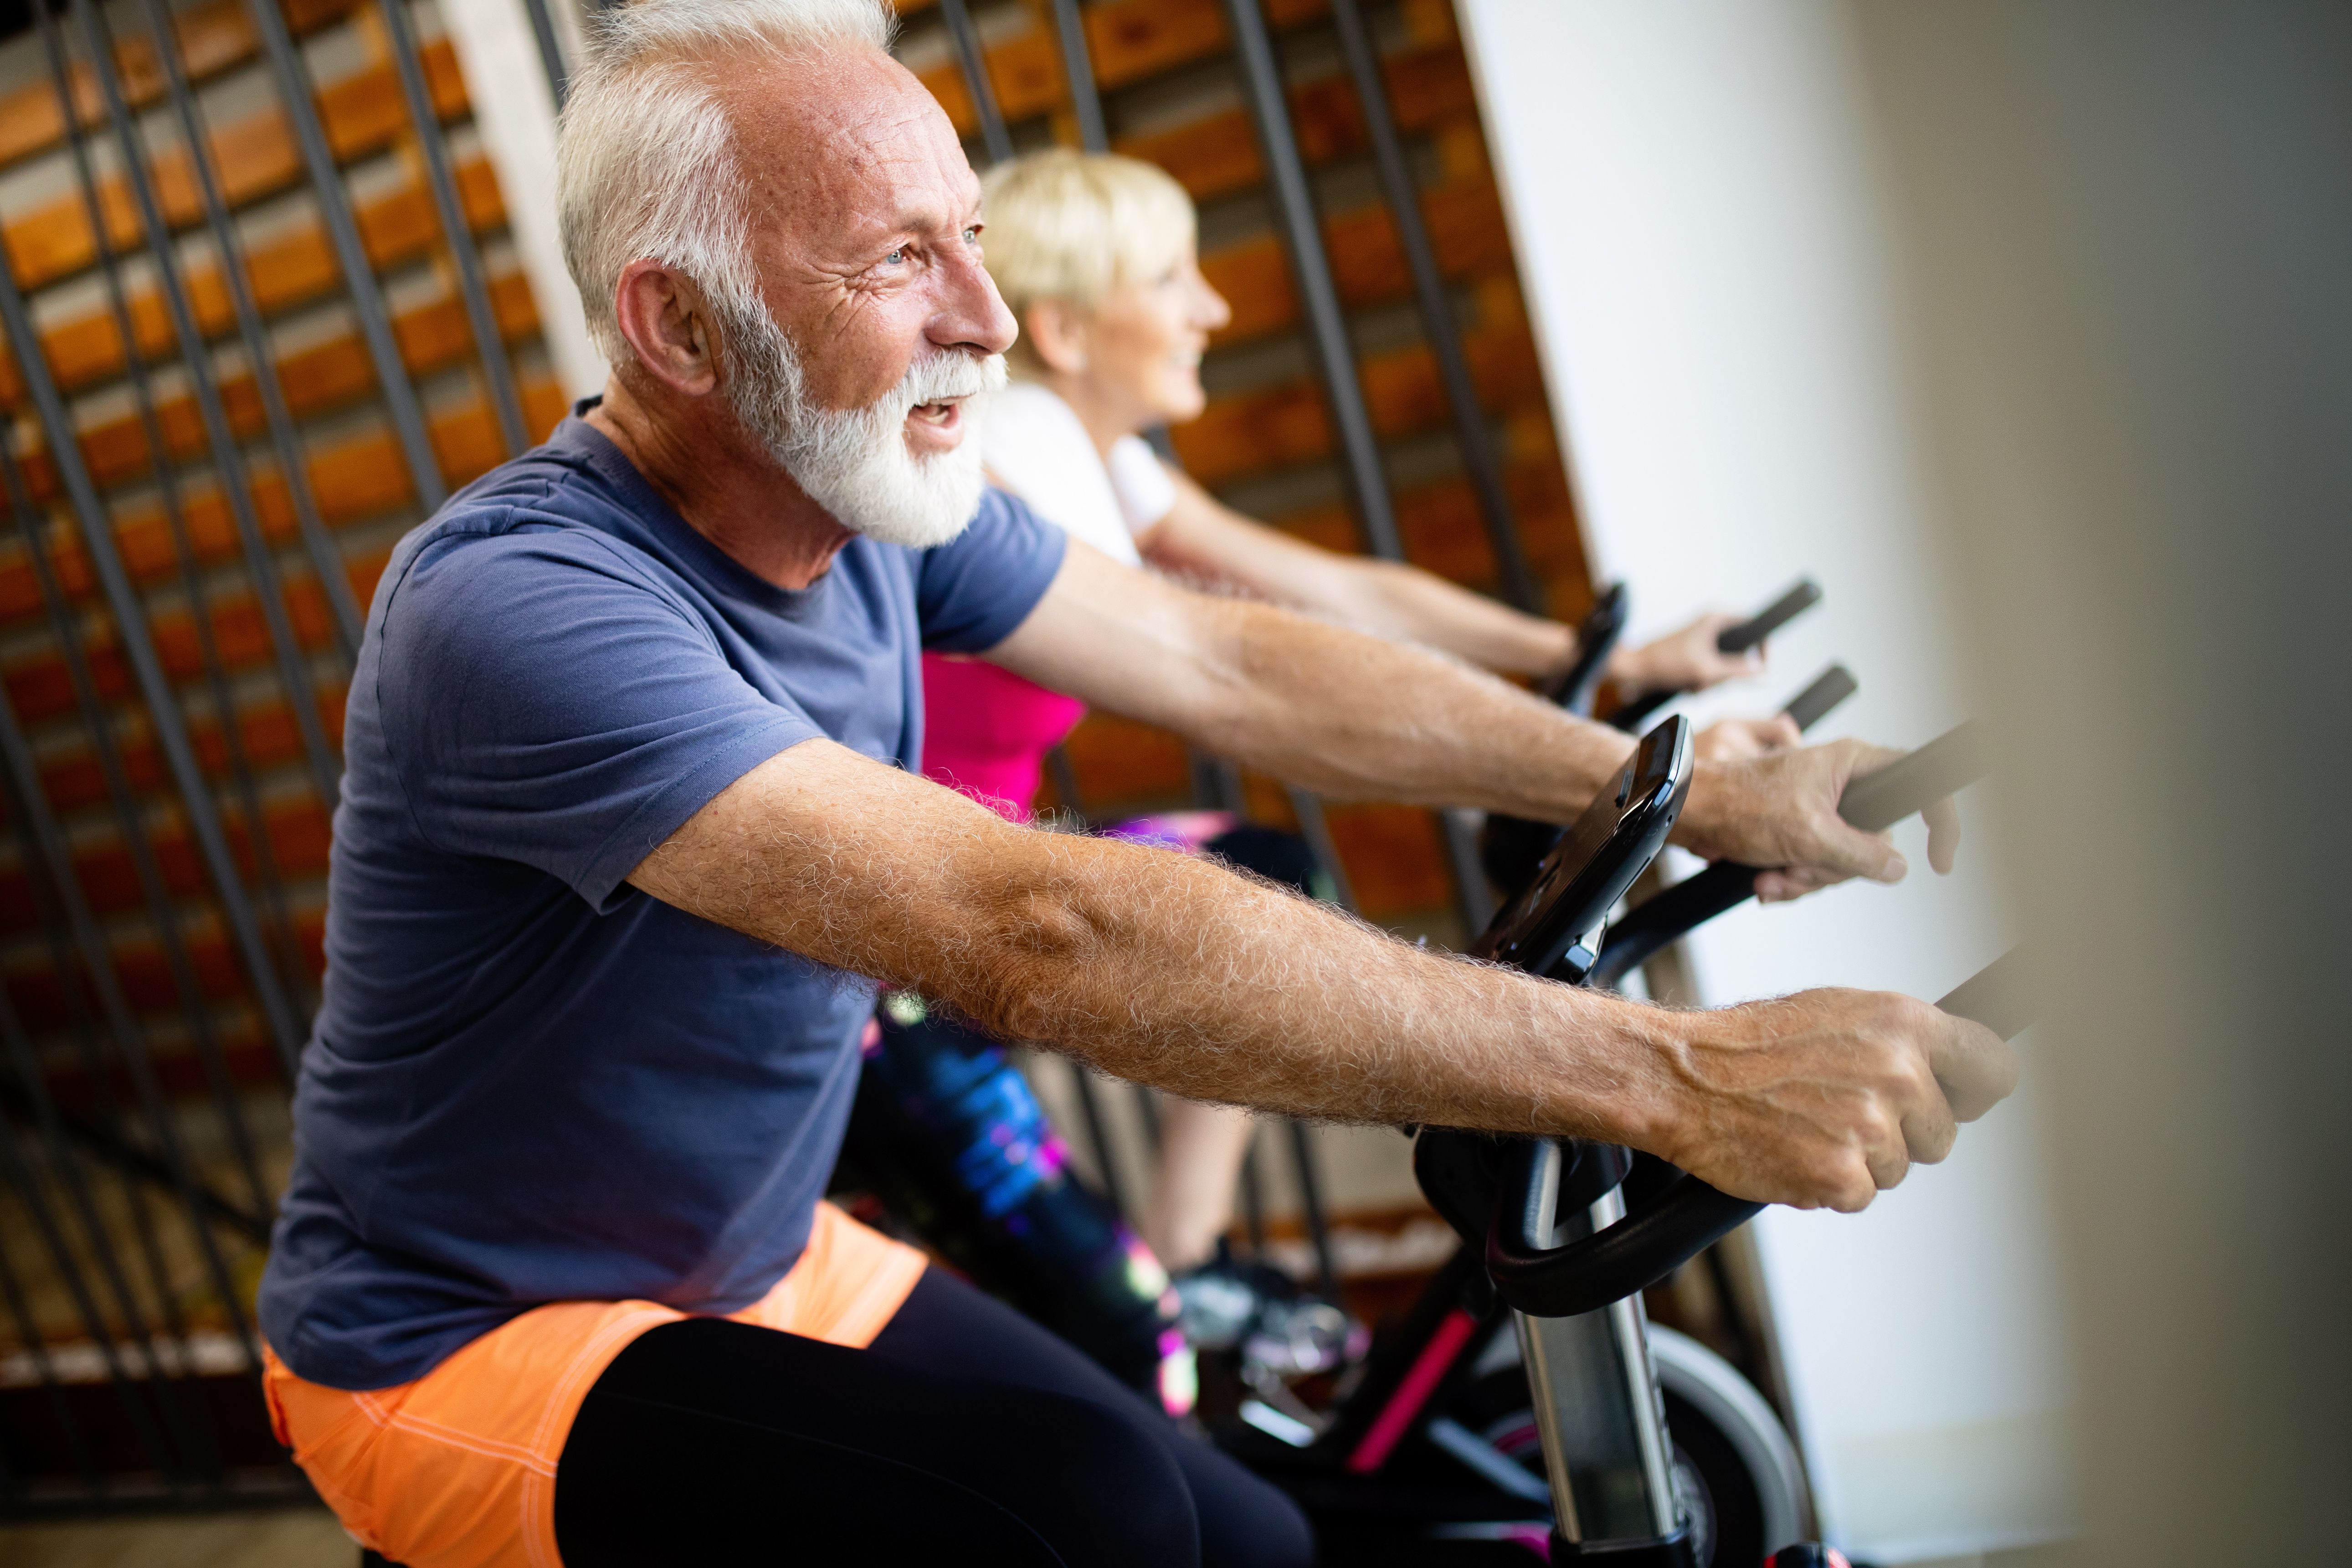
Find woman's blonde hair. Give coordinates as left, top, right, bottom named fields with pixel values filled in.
left=980, top=150, right=1197, bottom=370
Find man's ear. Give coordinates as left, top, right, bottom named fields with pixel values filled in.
left=613, top=260, right=720, bottom=396
left=1023, top=299, right=1090, bottom=375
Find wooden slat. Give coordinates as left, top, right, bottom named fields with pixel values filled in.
left=0, top=148, right=506, bottom=411
left=1118, top=45, right=1479, bottom=203
left=31, top=690, right=347, bottom=820
left=915, top=0, right=1354, bottom=139
left=1171, top=320, right=1545, bottom=488
left=0, top=34, right=470, bottom=294
left=3, top=907, right=324, bottom=1037
left=0, top=0, right=360, bottom=175
left=0, top=378, right=569, bottom=732
left=0, top=799, right=330, bottom=941
left=14, top=270, right=536, bottom=503
left=1201, top=177, right=1512, bottom=348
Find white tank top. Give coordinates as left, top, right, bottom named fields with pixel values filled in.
left=980, top=382, right=1176, bottom=568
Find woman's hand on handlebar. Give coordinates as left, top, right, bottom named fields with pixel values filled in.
left=1676, top=739, right=1963, bottom=902
left=1693, top=714, right=1803, bottom=763
left=1604, top=612, right=1762, bottom=696
left=1643, top=989, right=2018, bottom=1212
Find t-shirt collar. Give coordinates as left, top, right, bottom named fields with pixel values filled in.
left=548, top=397, right=842, bottom=618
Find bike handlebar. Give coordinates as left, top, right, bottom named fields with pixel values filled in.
left=1485, top=945, right=2036, bottom=1318
left=1589, top=720, right=1992, bottom=989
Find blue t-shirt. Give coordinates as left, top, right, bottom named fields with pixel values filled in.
left=257, top=410, right=1067, bottom=1391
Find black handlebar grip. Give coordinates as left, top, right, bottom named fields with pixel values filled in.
left=1781, top=663, right=1859, bottom=732
left=1718, top=578, right=1822, bottom=654
left=1835, top=719, right=1991, bottom=832
left=1489, top=947, right=2040, bottom=1319
left=1936, top=946, right=2038, bottom=1039
left=1548, top=581, right=1628, bottom=717
left=1587, top=861, right=1760, bottom=990
left=1589, top=719, right=1993, bottom=989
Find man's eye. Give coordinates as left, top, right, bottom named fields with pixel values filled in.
left=884, top=247, right=907, bottom=265
left=963, top=226, right=980, bottom=244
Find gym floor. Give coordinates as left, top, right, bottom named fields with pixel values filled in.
left=0, top=1508, right=2074, bottom=1568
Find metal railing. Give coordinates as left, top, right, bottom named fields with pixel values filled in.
left=0, top=0, right=554, bottom=1514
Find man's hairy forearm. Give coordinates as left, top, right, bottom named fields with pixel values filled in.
left=1177, top=596, right=1630, bottom=819
left=630, top=741, right=1681, bottom=1144
left=994, top=548, right=1633, bottom=823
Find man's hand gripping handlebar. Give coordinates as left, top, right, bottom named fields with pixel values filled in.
left=1422, top=720, right=2022, bottom=1319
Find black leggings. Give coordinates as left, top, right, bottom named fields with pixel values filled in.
left=550, top=1267, right=1315, bottom=1567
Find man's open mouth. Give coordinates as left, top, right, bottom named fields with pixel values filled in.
left=909, top=399, right=962, bottom=427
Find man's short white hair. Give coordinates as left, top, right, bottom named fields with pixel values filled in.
left=556, top=0, right=897, bottom=368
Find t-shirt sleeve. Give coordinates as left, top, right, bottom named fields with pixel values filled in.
left=1106, top=437, right=1179, bottom=533
left=916, top=487, right=1069, bottom=654
left=376, top=525, right=819, bottom=910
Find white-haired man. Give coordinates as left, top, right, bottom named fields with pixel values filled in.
left=255, top=2, right=2013, bottom=1563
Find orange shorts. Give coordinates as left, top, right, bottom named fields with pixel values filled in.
left=263, top=1201, right=928, bottom=1568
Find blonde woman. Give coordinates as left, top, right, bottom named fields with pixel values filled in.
left=880, top=149, right=1790, bottom=1363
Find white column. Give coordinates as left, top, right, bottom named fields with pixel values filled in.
left=1455, top=1, right=2070, bottom=1558
left=436, top=0, right=608, bottom=401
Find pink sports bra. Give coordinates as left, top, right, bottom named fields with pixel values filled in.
left=920, top=653, right=1087, bottom=823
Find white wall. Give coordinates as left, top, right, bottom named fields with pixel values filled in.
left=436, top=0, right=608, bottom=402
left=1456, top=2, right=2070, bottom=1557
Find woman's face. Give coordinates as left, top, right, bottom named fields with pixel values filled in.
left=1067, top=244, right=1232, bottom=430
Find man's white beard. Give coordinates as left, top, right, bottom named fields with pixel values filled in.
left=719, top=296, right=1004, bottom=550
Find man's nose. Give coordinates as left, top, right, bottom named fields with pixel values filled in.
left=928, top=248, right=1018, bottom=357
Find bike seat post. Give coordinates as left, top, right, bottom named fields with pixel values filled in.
left=1512, top=1147, right=1688, bottom=1559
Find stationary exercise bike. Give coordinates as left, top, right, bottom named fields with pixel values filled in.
left=1222, top=702, right=2020, bottom=1565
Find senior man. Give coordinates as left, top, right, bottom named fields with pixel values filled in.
left=256, top=2, right=2013, bottom=1564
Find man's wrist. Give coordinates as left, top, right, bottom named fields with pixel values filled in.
left=1561, top=989, right=1694, bottom=1159
left=1666, top=761, right=1743, bottom=864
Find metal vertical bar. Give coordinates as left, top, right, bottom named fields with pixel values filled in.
left=1067, top=1065, right=1130, bottom=1220
left=0, top=255, right=309, bottom=1085
left=1284, top=785, right=1359, bottom=913
left=520, top=0, right=573, bottom=108
left=240, top=0, right=450, bottom=514
left=1284, top=1121, right=1338, bottom=1297
left=65, top=0, right=345, bottom=821
left=1326, top=0, right=1540, bottom=614
left=0, top=677, right=264, bottom=1378
left=1046, top=0, right=1109, bottom=151
left=378, top=0, right=532, bottom=457
left=0, top=446, right=272, bottom=1224
left=0, top=748, right=231, bottom=1444
left=1439, top=809, right=1497, bottom=933
left=937, top=0, right=1013, bottom=166
left=128, top=0, right=364, bottom=665
left=0, top=1097, right=187, bottom=1483
left=31, top=1, right=307, bottom=1003
left=1043, top=745, right=1087, bottom=823
left=1238, top=1129, right=1268, bottom=1256
left=1218, top=0, right=1402, bottom=562
left=0, top=1204, right=104, bottom=1492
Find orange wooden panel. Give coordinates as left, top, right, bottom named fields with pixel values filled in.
left=0, top=380, right=565, bottom=725
left=4, top=906, right=326, bottom=1036
left=1325, top=804, right=1453, bottom=919
left=0, top=35, right=470, bottom=292
left=1203, top=177, right=1512, bottom=346
left=15, top=271, right=536, bottom=501
left=32, top=689, right=347, bottom=819
left=0, top=0, right=359, bottom=174
left=2, top=154, right=507, bottom=409
left=0, top=798, right=331, bottom=939
left=1117, top=44, right=1478, bottom=202
left=1170, top=320, right=1546, bottom=486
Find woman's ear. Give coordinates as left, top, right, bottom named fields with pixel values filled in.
left=1023, top=299, right=1091, bottom=375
